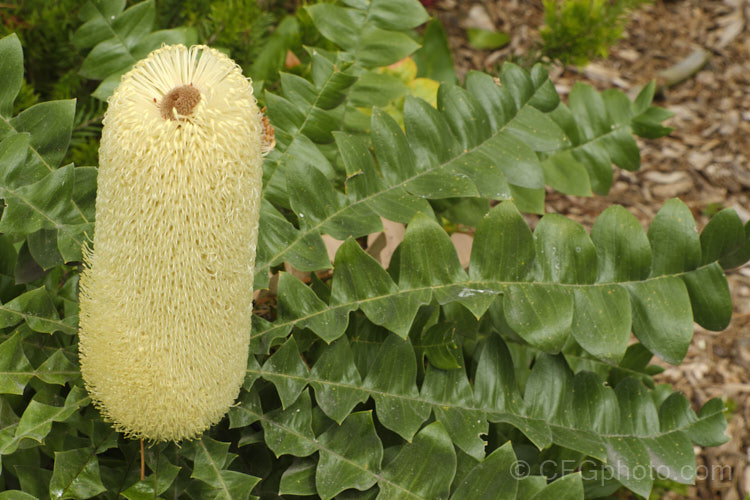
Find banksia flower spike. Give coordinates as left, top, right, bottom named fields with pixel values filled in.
left=78, top=45, right=265, bottom=441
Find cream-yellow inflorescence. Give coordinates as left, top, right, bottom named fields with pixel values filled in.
left=78, top=45, right=264, bottom=441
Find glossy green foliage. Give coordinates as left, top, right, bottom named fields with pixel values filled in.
left=1, top=0, right=748, bottom=497
left=74, top=0, right=198, bottom=100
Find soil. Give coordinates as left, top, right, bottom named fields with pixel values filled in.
left=426, top=1, right=750, bottom=498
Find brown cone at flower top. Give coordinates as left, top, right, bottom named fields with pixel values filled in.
left=78, top=45, right=264, bottom=441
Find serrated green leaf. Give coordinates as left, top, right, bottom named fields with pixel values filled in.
left=10, top=100, right=75, bottom=174
left=332, top=239, right=419, bottom=338
left=276, top=272, right=350, bottom=343
left=415, top=323, right=462, bottom=370
left=34, top=349, right=80, bottom=386
left=121, top=451, right=180, bottom=500
left=256, top=199, right=331, bottom=273
left=0, top=287, right=67, bottom=334
left=377, top=422, right=456, bottom=500
left=470, top=202, right=534, bottom=283
left=78, top=1, right=153, bottom=79
left=364, top=335, right=430, bottom=441
left=449, top=442, right=517, bottom=500
left=189, top=436, right=260, bottom=500
left=279, top=458, right=317, bottom=496
left=398, top=213, right=466, bottom=305
left=262, top=389, right=318, bottom=458
left=413, top=19, right=458, bottom=84
left=0, top=332, right=33, bottom=395
left=316, top=411, right=383, bottom=499
left=49, top=448, right=107, bottom=500
left=262, top=337, right=309, bottom=409
left=0, top=133, right=31, bottom=187
left=73, top=0, right=127, bottom=49
left=421, top=364, right=487, bottom=460
left=309, top=337, right=367, bottom=424
left=529, top=473, right=583, bottom=500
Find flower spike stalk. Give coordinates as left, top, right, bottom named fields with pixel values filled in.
left=78, top=45, right=264, bottom=441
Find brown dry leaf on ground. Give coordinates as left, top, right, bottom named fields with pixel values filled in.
left=429, top=0, right=749, bottom=498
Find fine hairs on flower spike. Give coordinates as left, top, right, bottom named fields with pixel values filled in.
left=78, top=45, right=265, bottom=442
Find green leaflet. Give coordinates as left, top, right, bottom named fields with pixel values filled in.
left=74, top=0, right=198, bottom=99
left=315, top=411, right=382, bottom=499
left=246, top=329, right=725, bottom=498
left=0, top=34, right=94, bottom=266
left=49, top=447, right=107, bottom=500
left=256, top=201, right=738, bottom=365
left=305, top=1, right=425, bottom=68
left=255, top=60, right=671, bottom=283
left=183, top=437, right=260, bottom=500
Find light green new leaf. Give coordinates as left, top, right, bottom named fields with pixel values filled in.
left=316, top=411, right=383, bottom=500
left=49, top=448, right=107, bottom=500
left=377, top=422, right=456, bottom=500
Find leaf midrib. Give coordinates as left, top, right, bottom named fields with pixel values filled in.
left=256, top=83, right=553, bottom=272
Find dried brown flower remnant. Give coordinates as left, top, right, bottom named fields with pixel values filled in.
left=78, top=45, right=263, bottom=442
left=160, top=84, right=201, bottom=120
